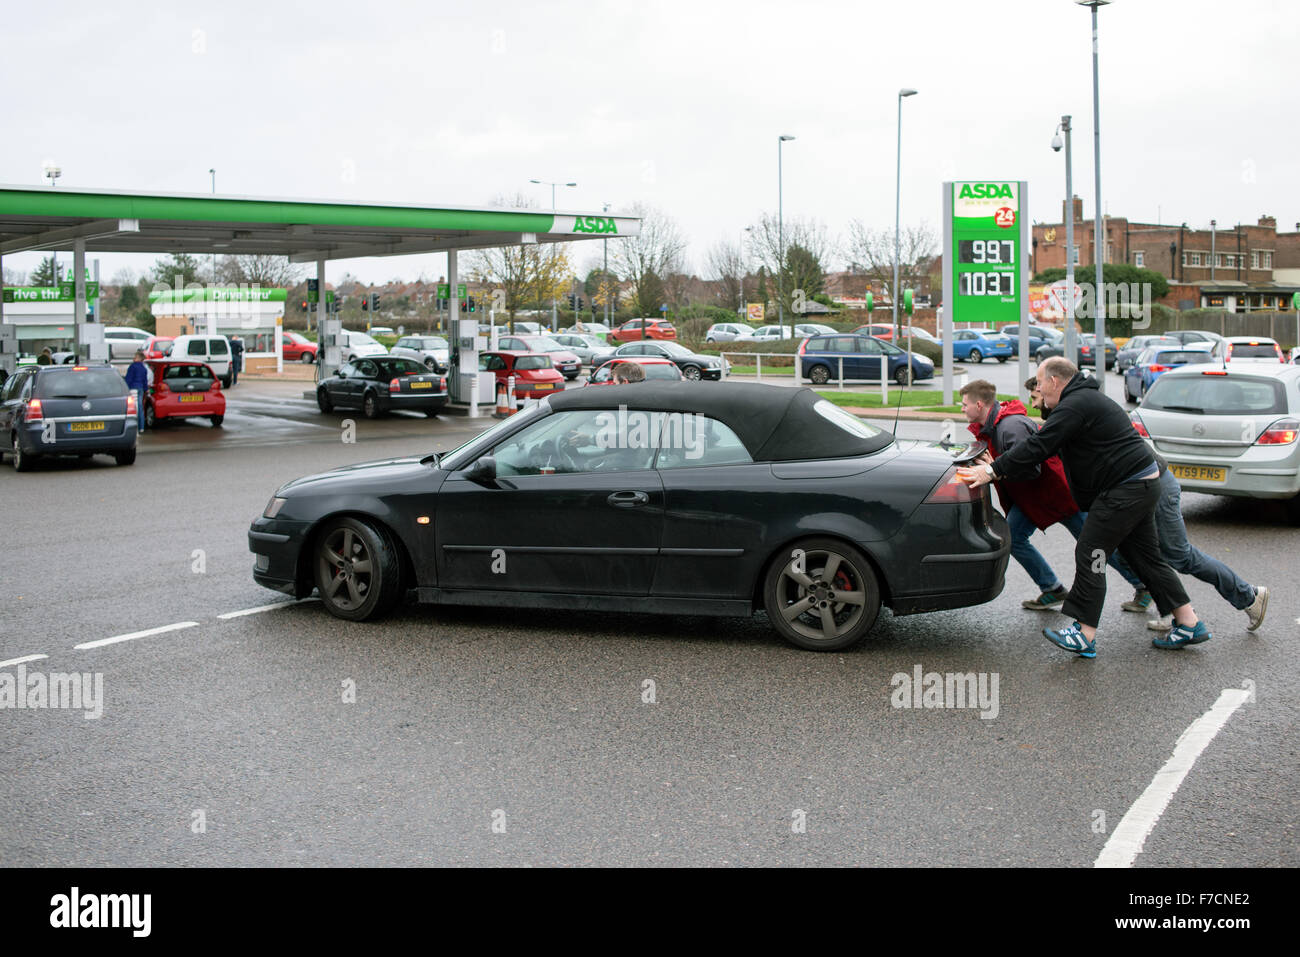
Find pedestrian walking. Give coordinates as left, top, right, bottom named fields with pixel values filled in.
left=960, top=358, right=1208, bottom=656
left=960, top=378, right=1145, bottom=610
left=229, top=336, right=243, bottom=386
left=124, top=350, right=149, bottom=433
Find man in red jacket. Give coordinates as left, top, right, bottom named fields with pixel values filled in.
left=960, top=379, right=1144, bottom=609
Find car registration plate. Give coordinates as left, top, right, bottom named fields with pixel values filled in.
left=180, top=394, right=203, bottom=402
left=410, top=381, right=432, bottom=389
left=1170, top=464, right=1225, bottom=483
left=69, top=421, right=105, bottom=432
left=534, top=383, right=556, bottom=390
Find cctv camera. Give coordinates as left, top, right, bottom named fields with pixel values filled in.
left=1050, top=135, right=1063, bottom=152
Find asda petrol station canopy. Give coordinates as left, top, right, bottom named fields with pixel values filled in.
left=0, top=186, right=640, bottom=261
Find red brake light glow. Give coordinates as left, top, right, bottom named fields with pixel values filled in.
left=1148, top=364, right=1170, bottom=373
left=1255, top=418, right=1299, bottom=446
left=389, top=378, right=401, bottom=392
left=1131, top=414, right=1149, bottom=438
left=925, top=466, right=979, bottom=504
left=1201, top=369, right=1228, bottom=375
left=24, top=398, right=44, bottom=421
left=125, top=394, right=137, bottom=415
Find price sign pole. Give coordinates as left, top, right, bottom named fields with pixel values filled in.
left=942, top=180, right=1029, bottom=404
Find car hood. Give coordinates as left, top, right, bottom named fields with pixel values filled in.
left=278, top=455, right=430, bottom=494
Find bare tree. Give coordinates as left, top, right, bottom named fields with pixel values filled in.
left=218, top=255, right=303, bottom=287
left=748, top=213, right=836, bottom=321
left=844, top=221, right=938, bottom=309
left=705, top=239, right=748, bottom=311
left=614, top=202, right=687, bottom=318
left=467, top=192, right=573, bottom=329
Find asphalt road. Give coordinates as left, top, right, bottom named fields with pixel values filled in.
left=1, top=384, right=1296, bottom=866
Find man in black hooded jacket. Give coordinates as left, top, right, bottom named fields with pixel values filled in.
left=960, top=357, right=1209, bottom=657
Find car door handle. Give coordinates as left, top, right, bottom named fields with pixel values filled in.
left=608, top=490, right=649, bottom=508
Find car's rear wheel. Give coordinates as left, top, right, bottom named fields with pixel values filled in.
left=317, top=388, right=333, bottom=413
left=763, top=538, right=881, bottom=651
left=12, top=436, right=34, bottom=472
left=209, top=414, right=224, bottom=427
left=114, top=448, right=136, bottom=466
left=362, top=392, right=380, bottom=419
left=145, top=402, right=157, bottom=429
left=313, top=517, right=401, bottom=621
left=997, top=356, right=1008, bottom=363
left=301, top=352, right=315, bottom=364
left=424, top=357, right=437, bottom=370
left=969, top=349, right=983, bottom=363
left=1285, top=493, right=1300, bottom=527
left=682, top=365, right=703, bottom=380
left=221, top=374, right=233, bottom=388
left=808, top=364, right=830, bottom=385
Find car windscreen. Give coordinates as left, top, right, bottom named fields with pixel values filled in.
left=1144, top=374, right=1286, bottom=416
left=1230, top=344, right=1279, bottom=358
left=349, top=332, right=379, bottom=345
left=1154, top=351, right=1213, bottom=366
left=643, top=363, right=681, bottom=379
left=376, top=358, right=427, bottom=376
left=422, top=338, right=448, bottom=349
left=37, top=368, right=127, bottom=398
left=516, top=356, right=552, bottom=370
left=524, top=337, right=564, bottom=351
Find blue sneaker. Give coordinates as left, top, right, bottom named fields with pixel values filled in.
left=1043, top=621, right=1096, bottom=658
left=1152, top=620, right=1212, bottom=649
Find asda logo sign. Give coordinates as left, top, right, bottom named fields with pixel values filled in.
left=572, top=216, right=618, bottom=235
left=958, top=183, right=1015, bottom=199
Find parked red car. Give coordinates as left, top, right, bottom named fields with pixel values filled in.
left=606, top=318, right=678, bottom=344
left=585, top=357, right=683, bottom=384
left=850, top=323, right=896, bottom=341
left=145, top=360, right=225, bottom=428
left=142, top=336, right=174, bottom=359
left=281, top=331, right=318, bottom=363
left=479, top=351, right=564, bottom=405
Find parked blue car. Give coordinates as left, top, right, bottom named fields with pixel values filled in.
left=951, top=328, right=1013, bottom=363
left=998, top=324, right=1060, bottom=357
left=798, top=334, right=935, bottom=386
left=1123, top=346, right=1215, bottom=403
left=1115, top=335, right=1181, bottom=373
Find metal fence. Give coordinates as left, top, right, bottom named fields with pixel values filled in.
left=1142, top=311, right=1300, bottom=347
left=719, top=350, right=890, bottom=397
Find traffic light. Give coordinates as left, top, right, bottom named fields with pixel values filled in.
left=300, top=300, right=308, bottom=313
left=467, top=295, right=476, bottom=313
left=361, top=296, right=369, bottom=312
left=576, top=296, right=585, bottom=311
left=372, top=294, right=381, bottom=312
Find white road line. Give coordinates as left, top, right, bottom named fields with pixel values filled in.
left=0, top=654, right=49, bottom=669
left=216, top=598, right=318, bottom=620
left=1096, top=688, right=1251, bottom=868
left=74, top=621, right=200, bottom=651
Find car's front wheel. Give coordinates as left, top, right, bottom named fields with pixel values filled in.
left=301, top=352, right=315, bottom=364
left=894, top=365, right=909, bottom=386
left=808, top=364, right=830, bottom=385
left=762, top=538, right=882, bottom=651
left=313, top=517, right=402, bottom=621
left=317, top=388, right=333, bottom=413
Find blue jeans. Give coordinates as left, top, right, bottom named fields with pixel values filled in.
left=1008, top=504, right=1143, bottom=592
left=134, top=388, right=147, bottom=432
left=1153, top=470, right=1255, bottom=609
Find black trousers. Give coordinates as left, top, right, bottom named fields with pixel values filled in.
left=1061, top=477, right=1190, bottom=628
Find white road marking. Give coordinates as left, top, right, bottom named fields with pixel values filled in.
left=0, top=654, right=49, bottom=669
left=216, top=598, right=318, bottom=620
left=74, top=621, right=200, bottom=651
left=1095, top=687, right=1251, bottom=868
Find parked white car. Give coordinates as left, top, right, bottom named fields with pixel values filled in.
left=340, top=330, right=388, bottom=362
left=705, top=322, right=756, bottom=342
left=390, top=335, right=449, bottom=371
left=1210, top=335, right=1287, bottom=365
left=169, top=334, right=233, bottom=385
left=102, top=326, right=153, bottom=360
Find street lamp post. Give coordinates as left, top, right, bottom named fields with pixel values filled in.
left=778, top=135, right=795, bottom=339
left=602, top=201, right=611, bottom=326
left=1210, top=218, right=1216, bottom=281
left=1052, top=115, right=1078, bottom=364
left=530, top=178, right=577, bottom=331
left=1078, top=0, right=1110, bottom=392
left=894, top=90, right=917, bottom=350
left=741, top=225, right=753, bottom=316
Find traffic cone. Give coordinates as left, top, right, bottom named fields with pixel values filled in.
left=494, top=379, right=512, bottom=418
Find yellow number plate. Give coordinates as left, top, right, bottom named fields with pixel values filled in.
left=180, top=394, right=204, bottom=402
left=69, top=421, right=105, bottom=432
left=1170, top=464, right=1225, bottom=483
left=409, top=381, right=432, bottom=389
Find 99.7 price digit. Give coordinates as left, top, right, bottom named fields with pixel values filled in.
left=958, top=239, right=1016, bottom=264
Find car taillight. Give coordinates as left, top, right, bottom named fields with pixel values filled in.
left=1275, top=344, right=1285, bottom=362
left=798, top=339, right=807, bottom=355
left=155, top=382, right=169, bottom=396
left=1131, top=413, right=1149, bottom=437
left=1148, top=364, right=1170, bottom=373
left=1201, top=370, right=1228, bottom=375
left=439, top=377, right=447, bottom=392
left=209, top=379, right=220, bottom=392
left=24, top=398, right=43, bottom=421
left=925, top=466, right=979, bottom=504
left=125, top=394, right=137, bottom=415
left=1225, top=344, right=1234, bottom=360
left=1255, top=418, right=1299, bottom=445
left=389, top=378, right=401, bottom=393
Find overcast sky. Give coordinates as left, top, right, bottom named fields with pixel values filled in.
left=3, top=0, right=1296, bottom=285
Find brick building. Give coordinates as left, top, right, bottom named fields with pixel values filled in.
left=1032, top=198, right=1298, bottom=312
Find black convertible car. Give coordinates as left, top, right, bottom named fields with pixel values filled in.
left=250, top=382, right=1009, bottom=651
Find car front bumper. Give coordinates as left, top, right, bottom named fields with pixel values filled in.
left=249, top=517, right=312, bottom=596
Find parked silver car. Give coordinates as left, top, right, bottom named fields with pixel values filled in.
left=390, top=335, right=449, bottom=372
left=705, top=322, right=755, bottom=342
left=551, top=333, right=614, bottom=366
left=1131, top=362, right=1300, bottom=523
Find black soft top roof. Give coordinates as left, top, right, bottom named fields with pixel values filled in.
left=546, top=381, right=891, bottom=461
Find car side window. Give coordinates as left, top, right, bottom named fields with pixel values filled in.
left=337, top=363, right=355, bottom=378
left=490, top=409, right=658, bottom=476
left=857, top=338, right=883, bottom=355
left=356, top=360, right=378, bottom=378
left=187, top=340, right=206, bottom=356
left=2, top=370, right=29, bottom=402
left=482, top=355, right=506, bottom=372
left=655, top=415, right=752, bottom=470
left=211, top=339, right=229, bottom=356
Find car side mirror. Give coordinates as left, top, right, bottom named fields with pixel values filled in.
left=335, top=369, right=345, bottom=377
left=463, top=455, right=498, bottom=487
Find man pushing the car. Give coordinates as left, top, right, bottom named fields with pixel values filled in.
left=959, top=358, right=1208, bottom=657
